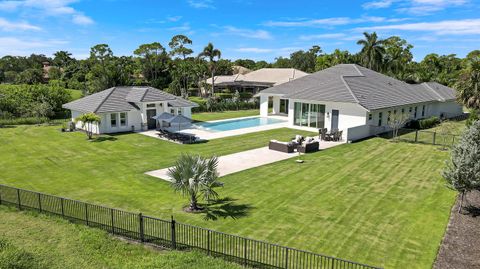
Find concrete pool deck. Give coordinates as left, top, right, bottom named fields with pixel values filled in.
left=139, top=115, right=290, bottom=141
left=145, top=140, right=344, bottom=181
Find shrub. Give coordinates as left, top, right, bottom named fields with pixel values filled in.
left=466, top=109, right=479, bottom=127
left=215, top=93, right=233, bottom=100
left=418, top=116, right=440, bottom=129
left=0, top=117, right=50, bottom=126
left=239, top=92, right=253, bottom=100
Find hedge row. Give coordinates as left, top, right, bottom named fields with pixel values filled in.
left=405, top=116, right=440, bottom=129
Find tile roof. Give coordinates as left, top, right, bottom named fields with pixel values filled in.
left=260, top=64, right=458, bottom=110
left=63, top=86, right=197, bottom=113
left=207, top=68, right=308, bottom=86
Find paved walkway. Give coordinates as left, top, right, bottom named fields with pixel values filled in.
left=145, top=141, right=343, bottom=181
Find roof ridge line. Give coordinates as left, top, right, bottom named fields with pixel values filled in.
left=340, top=76, right=360, bottom=104
left=352, top=64, right=364, bottom=76
left=93, top=87, right=116, bottom=113
left=140, top=87, right=150, bottom=102
left=422, top=82, right=445, bottom=101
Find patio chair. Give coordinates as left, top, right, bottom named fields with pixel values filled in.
left=319, top=128, right=328, bottom=141
left=333, top=130, right=343, bottom=141
left=269, top=140, right=295, bottom=153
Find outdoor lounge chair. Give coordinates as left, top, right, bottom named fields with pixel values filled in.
left=297, top=141, right=319, bottom=153
left=269, top=140, right=295, bottom=153
left=334, top=130, right=343, bottom=141
left=319, top=128, right=327, bottom=141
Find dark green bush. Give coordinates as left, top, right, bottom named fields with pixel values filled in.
left=239, top=92, right=253, bottom=100
left=191, top=97, right=259, bottom=113
left=215, top=93, right=233, bottom=100
left=0, top=117, right=51, bottom=126
left=419, top=116, right=440, bottom=129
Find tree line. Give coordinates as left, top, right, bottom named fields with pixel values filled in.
left=0, top=32, right=479, bottom=113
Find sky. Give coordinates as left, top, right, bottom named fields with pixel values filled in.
left=0, top=0, right=479, bottom=62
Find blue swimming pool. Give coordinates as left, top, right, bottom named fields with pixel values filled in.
left=194, top=117, right=287, bottom=132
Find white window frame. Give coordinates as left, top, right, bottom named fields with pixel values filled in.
left=110, top=113, right=118, bottom=128
left=120, top=112, right=127, bottom=127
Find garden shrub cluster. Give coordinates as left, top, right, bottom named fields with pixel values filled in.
left=0, top=84, right=72, bottom=124
left=0, top=238, right=41, bottom=269
left=405, top=116, right=440, bottom=129
left=191, top=97, right=259, bottom=113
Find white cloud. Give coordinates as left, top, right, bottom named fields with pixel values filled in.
left=234, top=47, right=273, bottom=53
left=168, top=22, right=191, bottom=32
left=299, top=33, right=346, bottom=41
left=223, top=26, right=272, bottom=40
left=264, top=16, right=409, bottom=27
left=0, top=0, right=94, bottom=25
left=362, top=0, right=394, bottom=9
left=0, top=17, right=41, bottom=31
left=0, top=37, right=69, bottom=56
left=187, top=0, right=215, bottom=9
left=167, top=16, right=182, bottom=22
left=359, top=18, right=480, bottom=35
left=72, top=13, right=94, bottom=25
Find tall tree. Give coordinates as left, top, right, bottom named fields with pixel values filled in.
left=169, top=35, right=193, bottom=96
left=53, top=51, right=73, bottom=68
left=134, top=42, right=171, bottom=89
left=383, top=36, right=413, bottom=78
left=455, top=56, right=480, bottom=110
left=357, top=32, right=386, bottom=71
left=168, top=35, right=193, bottom=59
left=198, top=43, right=221, bottom=96
left=289, top=45, right=322, bottom=73
left=443, top=121, right=480, bottom=212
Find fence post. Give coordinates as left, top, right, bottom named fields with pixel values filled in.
left=16, top=189, right=21, bottom=210
left=415, top=130, right=418, bottom=142
left=111, top=208, right=115, bottom=234
left=331, top=259, right=335, bottom=269
left=285, top=248, right=289, bottom=269
left=171, top=216, right=176, bottom=249
left=38, top=193, right=42, bottom=212
left=84, top=203, right=89, bottom=225
left=433, top=131, right=436, bottom=145
left=60, top=198, right=65, bottom=217
left=243, top=238, right=247, bottom=267
left=207, top=230, right=211, bottom=256
left=139, top=213, right=145, bottom=242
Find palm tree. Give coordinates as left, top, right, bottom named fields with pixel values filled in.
left=357, top=32, right=386, bottom=71
left=198, top=43, right=221, bottom=96
left=167, top=154, right=223, bottom=212
left=456, top=57, right=480, bottom=110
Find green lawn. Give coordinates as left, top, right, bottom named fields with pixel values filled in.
left=0, top=125, right=456, bottom=268
left=0, top=206, right=241, bottom=269
left=191, top=109, right=259, bottom=122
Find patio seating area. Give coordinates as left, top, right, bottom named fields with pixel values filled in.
left=319, top=128, right=343, bottom=142
left=157, top=129, right=198, bottom=144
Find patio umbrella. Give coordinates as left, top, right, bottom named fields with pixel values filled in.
left=165, top=114, right=192, bottom=131
left=152, top=112, right=174, bottom=129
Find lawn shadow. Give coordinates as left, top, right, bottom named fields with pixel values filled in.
left=464, top=205, right=480, bottom=217
left=91, top=136, right=118, bottom=142
left=0, top=125, right=16, bottom=129
left=201, top=197, right=253, bottom=221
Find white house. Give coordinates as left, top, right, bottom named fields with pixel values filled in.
left=257, top=64, right=464, bottom=141
left=62, top=86, right=198, bottom=134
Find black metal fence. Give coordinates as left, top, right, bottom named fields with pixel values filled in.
left=383, top=128, right=459, bottom=147
left=0, top=184, right=382, bottom=269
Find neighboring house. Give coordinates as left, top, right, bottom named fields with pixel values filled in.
left=206, top=68, right=309, bottom=95
left=257, top=64, right=463, bottom=141
left=62, top=86, right=198, bottom=134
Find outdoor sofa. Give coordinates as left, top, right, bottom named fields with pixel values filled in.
left=297, top=140, right=319, bottom=153
left=269, top=140, right=295, bottom=153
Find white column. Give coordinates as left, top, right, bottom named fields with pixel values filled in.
left=272, top=96, right=280, bottom=114
left=288, top=99, right=295, bottom=126
left=260, top=94, right=269, bottom=117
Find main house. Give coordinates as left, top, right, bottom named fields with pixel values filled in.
left=206, top=68, right=308, bottom=95
left=62, top=86, right=198, bottom=134
left=257, top=64, right=463, bottom=141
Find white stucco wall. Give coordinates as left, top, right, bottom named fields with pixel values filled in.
left=71, top=110, right=101, bottom=134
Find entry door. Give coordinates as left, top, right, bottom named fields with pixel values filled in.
left=146, top=109, right=157, bottom=129
left=331, top=110, right=339, bottom=131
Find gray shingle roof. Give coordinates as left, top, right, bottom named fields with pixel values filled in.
left=259, top=64, right=457, bottom=111
left=63, top=86, right=197, bottom=113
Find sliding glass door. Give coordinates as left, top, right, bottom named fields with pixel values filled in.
left=293, top=102, right=325, bottom=128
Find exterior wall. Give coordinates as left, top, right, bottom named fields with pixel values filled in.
left=100, top=110, right=142, bottom=133
left=71, top=110, right=101, bottom=134
left=430, top=100, right=464, bottom=118
left=287, top=99, right=368, bottom=140
left=260, top=94, right=269, bottom=117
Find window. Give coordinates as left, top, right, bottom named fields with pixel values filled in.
left=401, top=108, right=405, bottom=114
left=368, top=113, right=373, bottom=120
left=110, top=113, right=117, bottom=127
left=279, top=99, right=289, bottom=114
left=120, top=112, right=127, bottom=126
left=393, top=109, right=397, bottom=115
left=170, top=108, right=175, bottom=114
left=387, top=111, right=391, bottom=123
left=422, top=105, right=426, bottom=117
left=409, top=107, right=412, bottom=113
left=378, top=112, right=383, bottom=126
left=178, top=109, right=182, bottom=115
left=293, top=102, right=325, bottom=128
left=414, top=107, right=418, bottom=118
left=146, top=104, right=156, bottom=108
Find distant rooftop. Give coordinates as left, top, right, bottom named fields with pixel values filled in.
left=207, top=68, right=309, bottom=87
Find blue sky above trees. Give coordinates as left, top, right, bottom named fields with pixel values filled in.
left=0, top=0, right=479, bottom=61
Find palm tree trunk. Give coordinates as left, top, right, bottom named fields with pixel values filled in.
left=190, top=194, right=199, bottom=211
left=458, top=191, right=465, bottom=213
